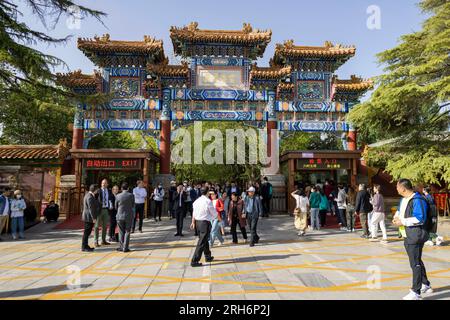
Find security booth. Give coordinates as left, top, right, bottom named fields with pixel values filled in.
left=281, top=150, right=361, bottom=213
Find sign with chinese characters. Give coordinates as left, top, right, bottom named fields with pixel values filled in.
left=83, top=159, right=142, bottom=170
left=196, top=66, right=244, bottom=90
left=297, top=158, right=350, bottom=170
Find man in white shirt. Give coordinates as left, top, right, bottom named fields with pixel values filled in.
left=132, top=180, right=147, bottom=233
left=190, top=188, right=217, bottom=267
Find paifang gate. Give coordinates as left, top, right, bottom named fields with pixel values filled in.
left=56, top=22, right=372, bottom=213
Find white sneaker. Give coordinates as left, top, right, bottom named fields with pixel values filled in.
left=402, top=290, right=422, bottom=300
left=380, top=239, right=389, bottom=244
left=435, top=236, right=444, bottom=246
left=421, top=284, right=433, bottom=294
left=425, top=240, right=434, bottom=246
left=217, top=242, right=223, bottom=247
left=351, top=229, right=355, bottom=232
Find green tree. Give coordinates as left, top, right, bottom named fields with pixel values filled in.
left=0, top=0, right=104, bottom=94
left=348, top=0, right=450, bottom=185
left=0, top=83, right=74, bottom=144
left=0, top=0, right=106, bottom=145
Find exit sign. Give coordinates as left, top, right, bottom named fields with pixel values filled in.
left=84, top=159, right=141, bottom=170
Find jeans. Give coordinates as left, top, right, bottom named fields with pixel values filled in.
left=404, top=241, right=430, bottom=294
left=370, top=212, right=387, bottom=239
left=133, top=203, right=145, bottom=231
left=94, top=208, right=109, bottom=243
left=338, top=209, right=347, bottom=228
left=11, top=216, right=24, bottom=238
left=209, top=218, right=224, bottom=246
left=248, top=216, right=259, bottom=244
left=310, top=208, right=320, bottom=229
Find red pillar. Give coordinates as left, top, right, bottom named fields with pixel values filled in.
left=160, top=120, right=171, bottom=174
left=348, top=129, right=357, bottom=151
left=267, top=120, right=277, bottom=158
left=72, top=128, right=83, bottom=149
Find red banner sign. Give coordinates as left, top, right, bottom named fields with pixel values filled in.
left=84, top=159, right=141, bottom=170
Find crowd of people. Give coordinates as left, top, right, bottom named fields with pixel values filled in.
left=290, top=179, right=441, bottom=247
left=0, top=175, right=444, bottom=300
left=80, top=178, right=273, bottom=253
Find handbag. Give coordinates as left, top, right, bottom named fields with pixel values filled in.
left=293, top=208, right=301, bottom=216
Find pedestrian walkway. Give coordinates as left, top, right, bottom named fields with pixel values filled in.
left=0, top=216, right=448, bottom=300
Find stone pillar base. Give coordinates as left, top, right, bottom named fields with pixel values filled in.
left=261, top=173, right=287, bottom=215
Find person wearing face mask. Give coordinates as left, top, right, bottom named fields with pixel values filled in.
left=153, top=183, right=165, bottom=222
left=10, top=190, right=27, bottom=240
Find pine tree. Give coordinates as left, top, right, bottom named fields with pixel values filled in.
left=348, top=0, right=450, bottom=185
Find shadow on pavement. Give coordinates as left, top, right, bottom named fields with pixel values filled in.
left=0, top=284, right=91, bottom=299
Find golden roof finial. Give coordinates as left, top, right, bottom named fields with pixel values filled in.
left=187, top=21, right=198, bottom=32
left=324, top=41, right=333, bottom=48
left=242, top=23, right=253, bottom=33
left=284, top=39, right=294, bottom=48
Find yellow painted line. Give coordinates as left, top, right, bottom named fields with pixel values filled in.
left=162, top=262, right=169, bottom=270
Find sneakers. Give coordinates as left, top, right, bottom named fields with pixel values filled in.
left=369, top=238, right=379, bottom=242
left=403, top=290, right=422, bottom=300
left=298, top=231, right=305, bottom=236
left=425, top=240, right=434, bottom=246
left=217, top=242, right=223, bottom=247
left=380, top=239, right=389, bottom=244
left=435, top=236, right=444, bottom=246
left=340, top=227, right=347, bottom=231
left=421, top=284, right=433, bottom=294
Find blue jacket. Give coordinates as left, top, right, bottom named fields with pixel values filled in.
left=399, top=192, right=429, bottom=244
left=0, top=195, right=10, bottom=215
left=399, top=192, right=428, bottom=226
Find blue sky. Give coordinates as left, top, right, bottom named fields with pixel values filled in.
left=21, top=0, right=425, bottom=81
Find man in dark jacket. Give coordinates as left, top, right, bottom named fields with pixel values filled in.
left=81, top=184, right=100, bottom=252
left=173, top=184, right=187, bottom=236
left=260, top=177, right=273, bottom=218
left=355, top=183, right=373, bottom=238
left=43, top=200, right=59, bottom=222
left=115, top=182, right=135, bottom=252
left=168, top=181, right=177, bottom=220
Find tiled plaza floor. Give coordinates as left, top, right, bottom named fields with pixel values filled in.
left=0, top=216, right=449, bottom=300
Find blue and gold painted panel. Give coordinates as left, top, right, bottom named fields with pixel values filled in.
left=83, top=119, right=160, bottom=131
left=171, top=110, right=267, bottom=121
left=170, top=88, right=268, bottom=101
left=276, top=101, right=351, bottom=113
left=278, top=120, right=349, bottom=132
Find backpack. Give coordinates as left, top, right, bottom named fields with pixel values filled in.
left=406, top=195, right=434, bottom=232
